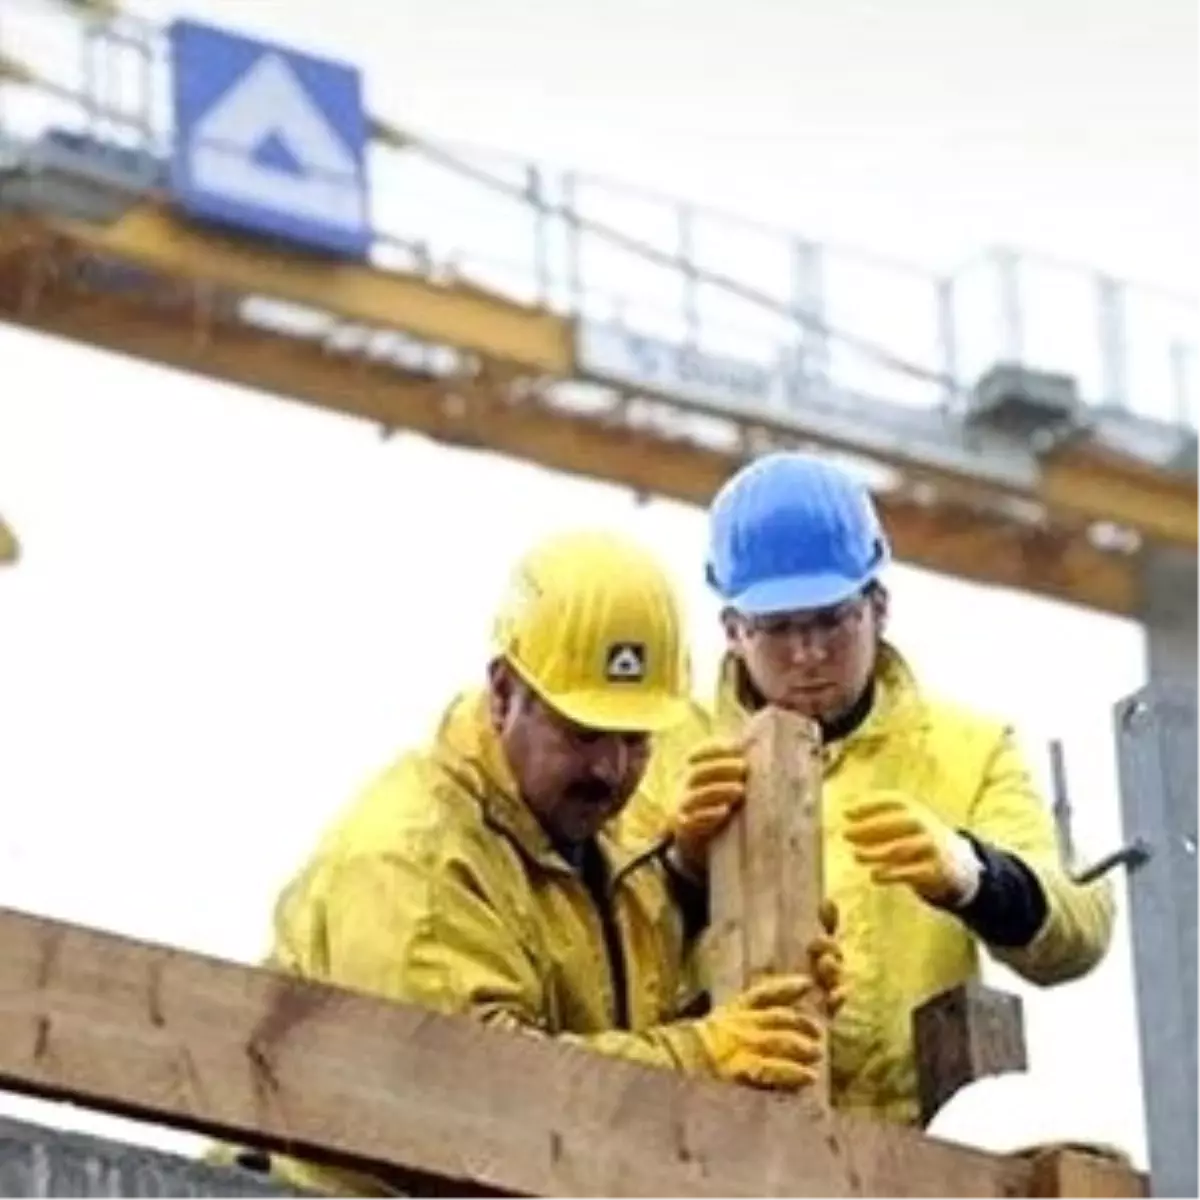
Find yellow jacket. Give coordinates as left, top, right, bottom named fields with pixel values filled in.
left=242, top=690, right=711, bottom=1195
left=636, top=641, right=1115, bottom=1127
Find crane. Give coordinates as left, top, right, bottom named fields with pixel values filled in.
left=0, top=0, right=1195, bottom=688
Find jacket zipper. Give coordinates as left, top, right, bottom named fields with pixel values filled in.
left=579, top=841, right=631, bottom=1030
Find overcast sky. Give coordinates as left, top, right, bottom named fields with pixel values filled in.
left=0, top=0, right=1195, bottom=1170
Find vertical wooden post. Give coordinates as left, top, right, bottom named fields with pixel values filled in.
left=913, top=981, right=1028, bottom=1126
left=1024, top=1146, right=1147, bottom=1197
left=708, top=706, right=827, bottom=1101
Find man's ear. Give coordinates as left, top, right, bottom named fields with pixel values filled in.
left=486, top=657, right=515, bottom=731
left=720, top=608, right=743, bottom=656
left=870, top=584, right=890, bottom=636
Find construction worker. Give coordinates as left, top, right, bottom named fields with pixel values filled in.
left=641, top=451, right=1115, bottom=1129
left=221, top=530, right=843, bottom=1196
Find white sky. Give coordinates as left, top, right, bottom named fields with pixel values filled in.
left=0, top=0, right=1196, bottom=1173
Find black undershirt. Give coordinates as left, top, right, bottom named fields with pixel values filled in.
left=555, top=838, right=632, bottom=1030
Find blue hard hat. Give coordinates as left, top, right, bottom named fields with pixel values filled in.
left=705, top=452, right=891, bottom=614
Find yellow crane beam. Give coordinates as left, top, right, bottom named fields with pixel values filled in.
left=0, top=208, right=1140, bottom=614
left=61, top=204, right=575, bottom=375
left=39, top=200, right=1195, bottom=554
left=1040, top=446, right=1196, bottom=550
left=0, top=8, right=1192, bottom=615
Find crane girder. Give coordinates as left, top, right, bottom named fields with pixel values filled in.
left=0, top=9, right=1193, bottom=616
left=21, top=198, right=1196, bottom=549
left=0, top=207, right=1142, bottom=614
left=59, top=202, right=576, bottom=376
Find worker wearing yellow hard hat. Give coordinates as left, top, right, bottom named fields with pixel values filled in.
left=218, top=529, right=844, bottom=1196
left=636, top=451, right=1115, bottom=1129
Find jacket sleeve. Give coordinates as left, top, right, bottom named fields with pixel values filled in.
left=964, top=726, right=1115, bottom=985
left=303, top=850, right=712, bottom=1075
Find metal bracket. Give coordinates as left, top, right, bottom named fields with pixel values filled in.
left=1049, top=738, right=1151, bottom=886
left=1072, top=837, right=1152, bottom=885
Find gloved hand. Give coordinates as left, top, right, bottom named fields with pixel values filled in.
left=809, top=899, right=848, bottom=1018
left=668, top=738, right=747, bottom=879
left=843, top=790, right=982, bottom=907
left=693, top=974, right=825, bottom=1090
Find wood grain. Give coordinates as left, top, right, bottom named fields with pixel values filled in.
left=709, top=707, right=828, bottom=1100
left=0, top=904, right=1036, bottom=1196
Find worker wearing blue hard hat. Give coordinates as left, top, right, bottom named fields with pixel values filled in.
left=637, top=450, right=1115, bottom=1128
left=705, top=452, right=894, bottom=733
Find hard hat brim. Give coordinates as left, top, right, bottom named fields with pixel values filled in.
left=545, top=688, right=692, bottom=735
left=727, top=569, right=874, bottom=616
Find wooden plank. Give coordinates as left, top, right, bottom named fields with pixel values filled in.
left=709, top=708, right=828, bottom=1100
left=913, top=982, right=1028, bottom=1126
left=1024, top=1146, right=1148, bottom=1197
left=0, top=905, right=1035, bottom=1197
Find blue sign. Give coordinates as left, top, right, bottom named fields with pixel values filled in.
left=167, top=19, right=371, bottom=257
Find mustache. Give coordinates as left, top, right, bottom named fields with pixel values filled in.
left=565, top=778, right=617, bottom=806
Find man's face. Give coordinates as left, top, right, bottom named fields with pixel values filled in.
left=724, top=586, right=886, bottom=724
left=487, top=660, right=652, bottom=845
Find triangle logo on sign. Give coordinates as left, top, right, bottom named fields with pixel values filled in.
left=187, top=50, right=366, bottom=233
left=605, top=642, right=647, bottom=683
left=251, top=130, right=306, bottom=177
left=193, top=52, right=359, bottom=175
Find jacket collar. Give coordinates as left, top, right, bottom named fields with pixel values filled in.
left=712, top=639, right=930, bottom=765
left=429, top=689, right=644, bottom=877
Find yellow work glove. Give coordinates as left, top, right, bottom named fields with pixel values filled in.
left=843, top=790, right=982, bottom=907
left=693, top=974, right=825, bottom=1091
left=668, top=738, right=747, bottom=879
left=668, top=742, right=848, bottom=1015
left=809, top=898, right=848, bottom=1019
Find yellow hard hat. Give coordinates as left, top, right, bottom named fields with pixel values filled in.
left=492, top=530, right=689, bottom=733
left=0, top=514, right=18, bottom=567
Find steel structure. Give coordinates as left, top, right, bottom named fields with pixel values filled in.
left=0, top=6, right=1194, bottom=1194
left=1113, top=682, right=1198, bottom=1197
left=0, top=2, right=1195, bottom=685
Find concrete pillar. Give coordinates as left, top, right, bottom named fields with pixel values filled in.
left=0, top=1117, right=295, bottom=1198
left=1139, top=544, right=1197, bottom=691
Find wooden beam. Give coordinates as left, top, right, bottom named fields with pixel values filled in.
left=0, top=904, right=1041, bottom=1197
left=913, top=982, right=1028, bottom=1127
left=1024, top=1146, right=1147, bottom=1197
left=708, top=711, right=826, bottom=1072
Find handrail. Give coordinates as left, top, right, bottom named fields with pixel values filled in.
left=0, top=47, right=965, bottom=394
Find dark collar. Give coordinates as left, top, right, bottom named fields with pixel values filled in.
left=735, top=663, right=876, bottom=743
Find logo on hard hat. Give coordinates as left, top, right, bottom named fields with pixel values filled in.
left=605, top=642, right=647, bottom=682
